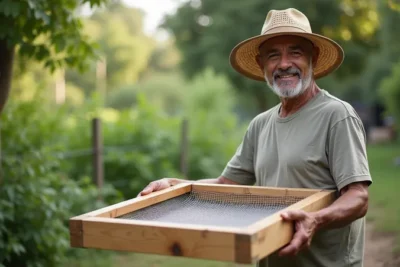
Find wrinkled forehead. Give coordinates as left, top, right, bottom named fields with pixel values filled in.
left=259, top=35, right=314, bottom=55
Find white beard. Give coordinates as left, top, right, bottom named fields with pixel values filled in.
left=264, top=63, right=313, bottom=98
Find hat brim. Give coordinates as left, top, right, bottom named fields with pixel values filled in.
left=229, top=31, right=344, bottom=81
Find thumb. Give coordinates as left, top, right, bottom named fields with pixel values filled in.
left=138, top=184, right=155, bottom=196
left=281, top=210, right=306, bottom=221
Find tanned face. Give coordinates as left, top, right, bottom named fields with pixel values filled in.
left=256, top=35, right=317, bottom=98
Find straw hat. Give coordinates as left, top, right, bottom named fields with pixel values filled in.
left=229, top=8, right=344, bottom=81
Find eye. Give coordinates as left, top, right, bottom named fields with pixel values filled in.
left=267, top=53, right=279, bottom=59
left=291, top=51, right=302, bottom=56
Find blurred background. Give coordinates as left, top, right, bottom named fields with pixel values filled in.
left=0, top=0, right=399, bottom=266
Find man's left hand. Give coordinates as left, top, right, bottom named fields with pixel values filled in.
left=278, top=210, right=319, bottom=257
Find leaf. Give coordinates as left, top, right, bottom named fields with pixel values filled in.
left=26, top=166, right=35, bottom=177
left=34, top=45, right=50, bottom=61
left=0, top=0, right=11, bottom=16
left=9, top=1, right=21, bottom=18
left=0, top=1, right=21, bottom=17
left=27, top=0, right=36, bottom=9
left=54, top=36, right=66, bottom=53
left=5, top=187, right=14, bottom=201
left=11, top=243, right=26, bottom=255
left=33, top=9, right=50, bottom=25
left=19, top=43, right=36, bottom=58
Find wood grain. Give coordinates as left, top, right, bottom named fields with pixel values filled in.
left=235, top=233, right=254, bottom=264
left=69, top=216, right=84, bottom=247
left=248, top=190, right=336, bottom=260
left=192, top=183, right=320, bottom=198
left=76, top=183, right=192, bottom=218
left=69, top=183, right=336, bottom=263
left=81, top=217, right=252, bottom=263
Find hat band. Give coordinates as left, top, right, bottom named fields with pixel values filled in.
left=262, top=25, right=310, bottom=35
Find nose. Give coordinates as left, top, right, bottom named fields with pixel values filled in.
left=277, top=53, right=292, bottom=70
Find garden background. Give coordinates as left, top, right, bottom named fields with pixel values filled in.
left=0, top=0, right=399, bottom=266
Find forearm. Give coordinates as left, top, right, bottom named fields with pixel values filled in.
left=313, top=182, right=369, bottom=230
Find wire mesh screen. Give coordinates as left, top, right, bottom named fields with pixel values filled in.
left=118, top=190, right=306, bottom=228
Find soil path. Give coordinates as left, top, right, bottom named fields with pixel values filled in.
left=365, top=222, right=400, bottom=267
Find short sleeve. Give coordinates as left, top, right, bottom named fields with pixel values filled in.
left=221, top=120, right=257, bottom=185
left=328, top=116, right=372, bottom=191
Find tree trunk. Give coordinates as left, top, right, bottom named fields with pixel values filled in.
left=0, top=39, right=15, bottom=114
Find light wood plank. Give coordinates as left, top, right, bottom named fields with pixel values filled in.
left=248, top=190, right=336, bottom=260
left=192, top=183, right=320, bottom=198
left=85, top=216, right=248, bottom=233
left=75, top=183, right=192, bottom=218
left=80, top=217, right=253, bottom=263
left=69, top=216, right=84, bottom=247
left=69, top=184, right=336, bottom=263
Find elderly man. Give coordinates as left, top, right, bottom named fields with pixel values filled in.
left=138, top=8, right=372, bottom=267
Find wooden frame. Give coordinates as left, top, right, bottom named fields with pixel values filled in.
left=69, top=183, right=335, bottom=264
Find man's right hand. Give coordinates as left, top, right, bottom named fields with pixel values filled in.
left=136, top=176, right=237, bottom=197
left=137, top=178, right=178, bottom=197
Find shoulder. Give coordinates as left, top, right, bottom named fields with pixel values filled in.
left=240, top=104, right=279, bottom=141
left=317, top=90, right=362, bottom=127
left=248, top=104, right=279, bottom=130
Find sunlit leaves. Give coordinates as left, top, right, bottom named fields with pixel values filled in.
left=66, top=2, right=156, bottom=94
left=337, top=0, right=379, bottom=42
left=388, top=0, right=400, bottom=11
left=0, top=0, right=109, bottom=73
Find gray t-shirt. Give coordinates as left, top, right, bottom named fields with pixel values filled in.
left=221, top=89, right=372, bottom=267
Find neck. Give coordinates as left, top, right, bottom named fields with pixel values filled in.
left=279, top=82, right=320, bottom=118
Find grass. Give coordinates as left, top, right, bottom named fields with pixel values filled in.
left=66, top=142, right=400, bottom=266
left=366, top=142, right=400, bottom=250
left=64, top=250, right=251, bottom=267
left=114, top=253, right=250, bottom=267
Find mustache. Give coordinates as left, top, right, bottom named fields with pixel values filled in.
left=273, top=67, right=301, bottom=79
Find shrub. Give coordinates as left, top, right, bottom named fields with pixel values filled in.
left=0, top=98, right=120, bottom=267
left=379, top=60, right=400, bottom=132
left=62, top=94, right=182, bottom=199
left=62, top=70, right=248, bottom=199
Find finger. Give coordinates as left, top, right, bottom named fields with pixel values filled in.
left=278, top=229, right=307, bottom=256
left=138, top=182, right=156, bottom=196
left=281, top=210, right=306, bottom=221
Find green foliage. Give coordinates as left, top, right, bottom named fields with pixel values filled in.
left=105, top=84, right=138, bottom=110
left=162, top=0, right=380, bottom=112
left=0, top=0, right=108, bottom=73
left=133, top=72, right=187, bottom=115
left=0, top=97, right=121, bottom=267
left=182, top=69, right=246, bottom=178
left=63, top=70, right=247, bottom=199
left=379, top=60, right=400, bottom=130
left=62, top=94, right=182, bottom=199
left=66, top=1, right=156, bottom=95
left=145, top=39, right=182, bottom=75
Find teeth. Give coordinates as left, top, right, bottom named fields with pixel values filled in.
left=280, top=74, right=295, bottom=78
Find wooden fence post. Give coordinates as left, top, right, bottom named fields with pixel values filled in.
left=180, top=118, right=189, bottom=178
left=92, top=118, right=104, bottom=199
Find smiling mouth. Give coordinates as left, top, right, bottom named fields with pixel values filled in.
left=275, top=73, right=300, bottom=80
